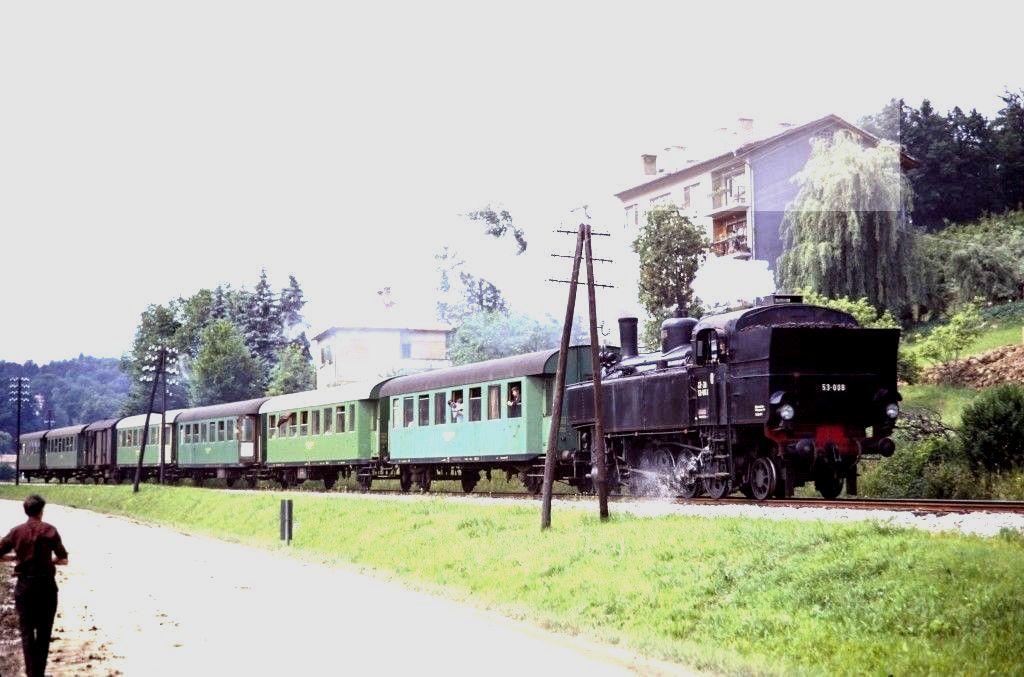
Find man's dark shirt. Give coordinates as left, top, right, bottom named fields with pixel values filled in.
left=0, top=519, right=68, bottom=577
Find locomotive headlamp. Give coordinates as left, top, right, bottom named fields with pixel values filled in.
left=778, top=404, right=795, bottom=421
left=885, top=403, right=900, bottom=419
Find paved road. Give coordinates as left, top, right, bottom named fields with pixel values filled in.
left=0, top=501, right=692, bottom=676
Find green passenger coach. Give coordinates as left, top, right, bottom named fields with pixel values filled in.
left=378, top=346, right=594, bottom=493
left=114, top=413, right=164, bottom=481
left=260, top=383, right=388, bottom=490
left=43, top=424, right=87, bottom=482
left=175, top=398, right=268, bottom=487
left=18, top=431, right=46, bottom=480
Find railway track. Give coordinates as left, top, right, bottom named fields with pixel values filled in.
left=323, top=488, right=1024, bottom=514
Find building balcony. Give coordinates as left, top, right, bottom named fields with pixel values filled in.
left=708, top=185, right=749, bottom=216
left=710, top=233, right=751, bottom=258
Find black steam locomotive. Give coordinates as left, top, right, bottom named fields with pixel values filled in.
left=566, top=295, right=901, bottom=500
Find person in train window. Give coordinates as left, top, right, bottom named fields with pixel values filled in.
left=448, top=395, right=464, bottom=423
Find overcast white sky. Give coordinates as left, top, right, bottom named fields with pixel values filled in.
left=1, top=0, right=1020, bottom=363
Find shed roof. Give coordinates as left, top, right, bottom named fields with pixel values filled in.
left=379, top=349, right=562, bottom=396
left=177, top=398, right=270, bottom=423
left=260, top=382, right=390, bottom=414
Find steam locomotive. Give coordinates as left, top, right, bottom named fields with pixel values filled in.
left=566, top=294, right=901, bottom=500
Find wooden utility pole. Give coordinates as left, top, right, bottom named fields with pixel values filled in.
left=541, top=226, right=585, bottom=530
left=134, top=348, right=165, bottom=493
left=9, top=377, right=29, bottom=486
left=584, top=224, right=610, bottom=520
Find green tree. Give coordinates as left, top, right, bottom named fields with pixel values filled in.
left=121, top=304, right=183, bottom=414
left=466, top=206, right=527, bottom=254
left=632, top=204, right=708, bottom=347
left=914, top=300, right=985, bottom=383
left=448, top=311, right=584, bottom=366
left=266, top=344, right=316, bottom=396
left=190, top=320, right=262, bottom=406
left=0, top=430, right=11, bottom=453
left=993, top=90, right=1024, bottom=213
left=777, top=130, right=916, bottom=314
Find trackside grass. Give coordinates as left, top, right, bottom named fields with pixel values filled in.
left=2, top=486, right=1022, bottom=675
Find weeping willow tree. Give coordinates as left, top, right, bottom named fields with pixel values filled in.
left=777, top=131, right=917, bottom=313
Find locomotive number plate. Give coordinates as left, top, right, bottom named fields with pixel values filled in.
left=821, top=383, right=847, bottom=392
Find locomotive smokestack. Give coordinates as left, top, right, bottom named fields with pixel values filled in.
left=618, top=317, right=639, bottom=359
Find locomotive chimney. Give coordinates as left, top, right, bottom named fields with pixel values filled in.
left=618, top=317, right=639, bottom=359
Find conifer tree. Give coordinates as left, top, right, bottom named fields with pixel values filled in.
left=190, top=320, right=262, bottom=406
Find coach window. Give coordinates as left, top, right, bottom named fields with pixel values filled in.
left=434, top=393, right=446, bottom=425
left=268, top=415, right=277, bottom=438
left=507, top=381, right=522, bottom=418
left=487, top=385, right=501, bottom=420
left=217, top=421, right=226, bottom=442
left=418, top=395, right=430, bottom=426
left=300, top=411, right=309, bottom=436
left=323, top=408, right=332, bottom=434
left=338, top=405, right=348, bottom=433
left=209, top=422, right=217, bottom=442
left=312, top=410, right=321, bottom=435
left=403, top=397, right=414, bottom=427
left=544, top=380, right=554, bottom=416
left=469, top=387, right=482, bottom=422
left=348, top=404, right=355, bottom=431
left=449, top=389, right=464, bottom=423
left=241, top=417, right=254, bottom=443
left=201, top=424, right=208, bottom=443
left=390, top=400, right=399, bottom=430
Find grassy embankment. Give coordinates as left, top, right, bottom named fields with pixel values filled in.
left=1, top=485, right=1021, bottom=675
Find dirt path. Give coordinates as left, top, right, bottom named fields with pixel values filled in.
left=0, top=501, right=691, bottom=676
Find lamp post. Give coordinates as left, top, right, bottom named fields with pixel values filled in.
left=136, top=344, right=178, bottom=493
left=8, top=377, right=30, bottom=486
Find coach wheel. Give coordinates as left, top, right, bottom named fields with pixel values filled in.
left=192, top=472, right=204, bottom=488
left=519, top=468, right=541, bottom=495
left=399, top=468, right=413, bottom=493
left=416, top=467, right=432, bottom=493
left=323, top=475, right=337, bottom=491
left=815, top=475, right=844, bottom=500
left=225, top=477, right=236, bottom=489
left=461, top=470, right=480, bottom=494
left=357, top=471, right=373, bottom=492
left=676, top=449, right=701, bottom=499
left=749, top=457, right=777, bottom=501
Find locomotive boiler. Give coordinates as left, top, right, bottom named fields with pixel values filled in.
left=566, top=295, right=902, bottom=500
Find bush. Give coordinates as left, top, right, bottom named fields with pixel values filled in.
left=914, top=300, right=985, bottom=382
left=959, top=384, right=1024, bottom=472
left=989, top=472, right=1024, bottom=500
left=860, top=436, right=976, bottom=499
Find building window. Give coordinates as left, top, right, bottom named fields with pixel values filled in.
left=418, top=395, right=430, bottom=426
left=650, top=193, right=671, bottom=206
left=469, top=387, right=482, bottom=422
left=682, top=183, right=699, bottom=209
left=434, top=392, right=446, bottom=425
left=624, top=204, right=638, bottom=228
left=320, top=345, right=334, bottom=366
left=487, top=385, right=501, bottom=420
left=507, top=381, right=522, bottom=418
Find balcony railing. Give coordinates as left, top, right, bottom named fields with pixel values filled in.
left=711, top=184, right=748, bottom=210
left=711, top=233, right=750, bottom=257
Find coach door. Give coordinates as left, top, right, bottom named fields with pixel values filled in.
left=239, top=416, right=257, bottom=462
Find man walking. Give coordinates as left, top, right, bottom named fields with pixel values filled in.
left=0, top=495, right=69, bottom=677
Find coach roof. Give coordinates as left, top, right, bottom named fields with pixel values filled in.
left=43, top=424, right=87, bottom=438
left=84, top=418, right=121, bottom=432
left=379, top=348, right=564, bottom=396
left=260, top=382, right=389, bottom=414
left=177, top=398, right=270, bottom=423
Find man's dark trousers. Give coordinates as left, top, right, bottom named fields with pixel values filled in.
left=14, top=575, right=58, bottom=677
